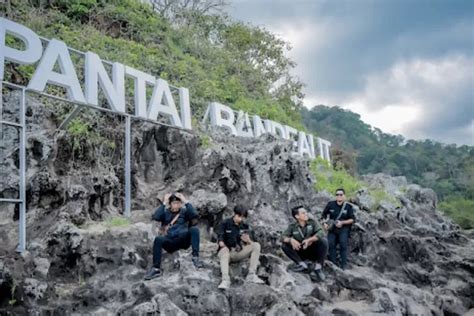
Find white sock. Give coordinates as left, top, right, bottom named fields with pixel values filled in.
left=314, top=263, right=321, bottom=270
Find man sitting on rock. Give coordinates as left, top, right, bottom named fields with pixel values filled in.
left=322, top=188, right=355, bottom=270
left=144, top=192, right=203, bottom=280
left=217, top=205, right=265, bottom=289
left=282, top=206, right=327, bottom=282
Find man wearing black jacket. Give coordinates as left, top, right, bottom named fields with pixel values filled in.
left=217, top=205, right=264, bottom=289
left=144, top=192, right=203, bottom=280
left=322, top=188, right=355, bottom=270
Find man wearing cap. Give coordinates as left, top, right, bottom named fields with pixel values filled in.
left=281, top=206, right=327, bottom=282
left=216, top=205, right=265, bottom=289
left=144, top=192, right=203, bottom=280
left=322, top=188, right=355, bottom=270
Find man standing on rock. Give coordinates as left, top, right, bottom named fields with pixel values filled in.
left=322, top=188, right=355, bottom=270
left=217, top=205, right=265, bottom=289
left=144, top=192, right=203, bottom=280
left=281, top=206, right=328, bottom=282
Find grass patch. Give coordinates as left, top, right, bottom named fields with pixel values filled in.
left=105, top=217, right=131, bottom=228
left=200, top=134, right=212, bottom=148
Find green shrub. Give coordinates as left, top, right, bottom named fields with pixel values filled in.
left=200, top=134, right=212, bottom=148
left=310, top=157, right=362, bottom=198
left=439, top=196, right=474, bottom=229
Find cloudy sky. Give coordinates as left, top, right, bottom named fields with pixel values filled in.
left=229, top=0, right=474, bottom=145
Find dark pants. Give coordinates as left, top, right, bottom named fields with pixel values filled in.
left=327, top=227, right=350, bottom=269
left=153, top=226, right=200, bottom=268
left=281, top=238, right=328, bottom=265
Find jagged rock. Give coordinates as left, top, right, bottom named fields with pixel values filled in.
left=23, top=278, right=48, bottom=300
left=130, top=301, right=158, bottom=315
left=33, top=258, right=50, bottom=279
left=265, top=301, right=305, bottom=316
left=406, top=184, right=437, bottom=209
left=354, top=188, right=376, bottom=211
left=370, top=288, right=405, bottom=315
left=361, top=173, right=408, bottom=196
left=0, top=99, right=472, bottom=314
left=153, top=293, right=187, bottom=315
left=310, top=286, right=332, bottom=302
left=189, top=189, right=228, bottom=214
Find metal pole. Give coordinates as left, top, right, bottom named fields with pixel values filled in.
left=58, top=105, right=83, bottom=130
left=16, top=87, right=26, bottom=253
left=0, top=82, right=3, bottom=143
left=124, top=115, right=131, bottom=217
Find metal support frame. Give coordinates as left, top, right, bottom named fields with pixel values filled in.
left=0, top=69, right=193, bottom=252
left=18, top=87, right=26, bottom=252
left=124, top=115, right=131, bottom=217
left=0, top=83, right=26, bottom=253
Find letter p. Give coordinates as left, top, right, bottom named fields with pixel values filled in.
left=0, top=18, right=42, bottom=81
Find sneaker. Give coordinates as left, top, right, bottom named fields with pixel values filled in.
left=289, top=262, right=308, bottom=273
left=144, top=267, right=162, bottom=280
left=246, top=273, right=265, bottom=284
left=310, top=269, right=325, bottom=282
left=192, top=256, right=204, bottom=268
left=218, top=279, right=231, bottom=289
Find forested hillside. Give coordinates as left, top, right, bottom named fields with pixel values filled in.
left=302, top=105, right=474, bottom=228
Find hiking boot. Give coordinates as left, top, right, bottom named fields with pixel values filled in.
left=310, top=269, right=326, bottom=282
left=144, top=267, right=162, bottom=280
left=218, top=279, right=231, bottom=289
left=192, top=256, right=204, bottom=268
left=246, top=273, right=265, bottom=284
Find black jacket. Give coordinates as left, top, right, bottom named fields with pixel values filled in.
left=321, top=200, right=355, bottom=232
left=217, top=217, right=251, bottom=249
left=152, top=203, right=198, bottom=229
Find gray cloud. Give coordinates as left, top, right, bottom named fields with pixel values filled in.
left=229, top=0, right=474, bottom=145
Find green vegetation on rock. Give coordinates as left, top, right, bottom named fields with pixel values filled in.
left=439, top=197, right=474, bottom=229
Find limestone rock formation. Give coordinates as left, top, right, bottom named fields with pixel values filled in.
left=0, top=94, right=473, bottom=315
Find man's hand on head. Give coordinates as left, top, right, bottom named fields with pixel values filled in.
left=163, top=193, right=171, bottom=205
left=175, top=192, right=187, bottom=204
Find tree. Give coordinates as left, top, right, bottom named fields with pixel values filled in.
left=149, top=0, right=229, bottom=22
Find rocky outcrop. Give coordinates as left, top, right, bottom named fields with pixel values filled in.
left=0, top=94, right=473, bottom=315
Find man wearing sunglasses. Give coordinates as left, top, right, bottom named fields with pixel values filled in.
left=322, top=188, right=355, bottom=270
